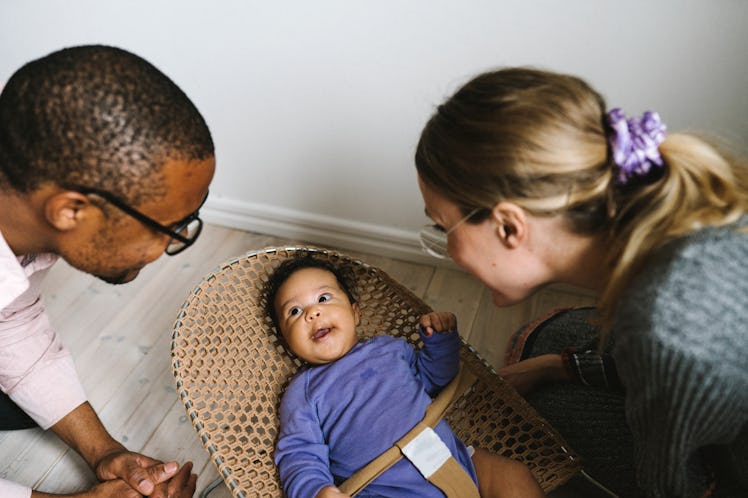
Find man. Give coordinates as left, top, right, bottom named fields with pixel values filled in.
left=0, top=45, right=215, bottom=498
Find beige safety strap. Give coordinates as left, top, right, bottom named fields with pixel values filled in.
left=396, top=421, right=481, bottom=498
left=339, top=365, right=478, bottom=497
left=425, top=453, right=482, bottom=498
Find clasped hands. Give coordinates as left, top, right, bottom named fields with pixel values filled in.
left=61, top=450, right=196, bottom=498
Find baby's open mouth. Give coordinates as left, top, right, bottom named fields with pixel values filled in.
left=312, top=328, right=331, bottom=340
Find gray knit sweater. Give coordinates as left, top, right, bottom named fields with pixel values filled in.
left=613, top=219, right=748, bottom=497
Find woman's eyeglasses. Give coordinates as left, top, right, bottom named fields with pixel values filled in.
left=419, top=208, right=481, bottom=259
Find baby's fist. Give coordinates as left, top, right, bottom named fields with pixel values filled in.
left=419, top=311, right=457, bottom=336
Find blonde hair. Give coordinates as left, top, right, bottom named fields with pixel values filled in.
left=416, top=67, right=748, bottom=327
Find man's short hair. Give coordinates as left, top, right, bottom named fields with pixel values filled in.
left=0, top=45, right=214, bottom=204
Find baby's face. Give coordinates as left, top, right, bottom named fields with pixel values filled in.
left=274, top=267, right=360, bottom=365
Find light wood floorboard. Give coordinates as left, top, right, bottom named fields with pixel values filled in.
left=0, top=224, right=596, bottom=495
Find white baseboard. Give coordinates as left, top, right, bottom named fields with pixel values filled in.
left=202, top=196, right=453, bottom=267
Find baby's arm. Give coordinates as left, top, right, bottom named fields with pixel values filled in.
left=413, top=311, right=461, bottom=395
left=275, top=377, right=337, bottom=498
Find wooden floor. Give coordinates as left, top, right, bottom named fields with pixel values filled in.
left=0, top=223, right=596, bottom=496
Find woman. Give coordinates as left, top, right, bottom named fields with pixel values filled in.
left=414, top=67, right=747, bottom=497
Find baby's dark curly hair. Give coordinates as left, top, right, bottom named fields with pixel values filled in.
left=0, top=44, right=214, bottom=205
left=264, top=253, right=357, bottom=332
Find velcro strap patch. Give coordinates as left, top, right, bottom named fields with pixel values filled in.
left=400, top=426, right=451, bottom=478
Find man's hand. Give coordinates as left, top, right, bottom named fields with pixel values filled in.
left=32, top=463, right=196, bottom=498
left=33, top=479, right=143, bottom=498
left=96, top=451, right=195, bottom=497
left=498, top=354, right=569, bottom=395
left=49, top=402, right=196, bottom=498
left=419, top=311, right=457, bottom=336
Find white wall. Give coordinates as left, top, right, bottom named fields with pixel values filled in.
left=2, top=1, right=747, bottom=263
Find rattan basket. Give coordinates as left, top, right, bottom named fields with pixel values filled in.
left=171, top=246, right=582, bottom=497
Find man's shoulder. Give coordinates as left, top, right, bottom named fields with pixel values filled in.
left=1, top=249, right=58, bottom=310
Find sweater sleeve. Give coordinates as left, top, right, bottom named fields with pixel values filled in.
left=274, top=373, right=334, bottom=498
left=413, top=327, right=460, bottom=397
left=613, top=229, right=748, bottom=497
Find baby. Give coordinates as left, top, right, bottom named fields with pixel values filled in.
left=268, top=254, right=544, bottom=498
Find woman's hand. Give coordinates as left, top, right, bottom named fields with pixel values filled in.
left=419, top=311, right=457, bottom=336
left=498, top=354, right=569, bottom=395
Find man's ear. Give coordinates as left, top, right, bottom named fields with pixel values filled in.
left=43, top=191, right=95, bottom=231
left=491, top=201, right=527, bottom=248
left=352, top=302, right=361, bottom=326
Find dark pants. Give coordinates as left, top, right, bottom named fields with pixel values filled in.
left=506, top=307, right=640, bottom=497
left=0, top=391, right=37, bottom=430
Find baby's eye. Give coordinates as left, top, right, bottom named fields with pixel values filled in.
left=318, top=293, right=332, bottom=303
left=288, top=306, right=302, bottom=316
left=430, top=223, right=446, bottom=233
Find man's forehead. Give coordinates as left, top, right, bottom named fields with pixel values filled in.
left=151, top=156, right=213, bottom=215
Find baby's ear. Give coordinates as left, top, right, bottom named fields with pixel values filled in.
left=352, top=302, right=361, bottom=326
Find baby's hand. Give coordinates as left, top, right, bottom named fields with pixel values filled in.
left=315, top=485, right=352, bottom=498
left=419, top=311, right=457, bottom=336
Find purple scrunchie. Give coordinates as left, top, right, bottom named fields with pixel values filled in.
left=607, top=108, right=667, bottom=184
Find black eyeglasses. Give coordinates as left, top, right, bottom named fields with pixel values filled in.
left=69, top=186, right=207, bottom=255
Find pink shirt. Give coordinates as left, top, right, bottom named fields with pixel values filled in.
left=1, top=229, right=87, bottom=498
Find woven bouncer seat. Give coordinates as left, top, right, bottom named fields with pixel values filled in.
left=171, top=246, right=582, bottom=497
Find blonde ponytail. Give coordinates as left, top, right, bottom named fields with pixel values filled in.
left=599, top=132, right=748, bottom=326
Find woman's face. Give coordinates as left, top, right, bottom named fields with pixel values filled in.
left=417, top=175, right=543, bottom=307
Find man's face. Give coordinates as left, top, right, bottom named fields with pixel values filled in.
left=60, top=156, right=215, bottom=284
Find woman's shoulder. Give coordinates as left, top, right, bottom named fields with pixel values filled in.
left=635, top=219, right=747, bottom=299
left=616, top=220, right=747, bottom=354
left=662, top=216, right=747, bottom=261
